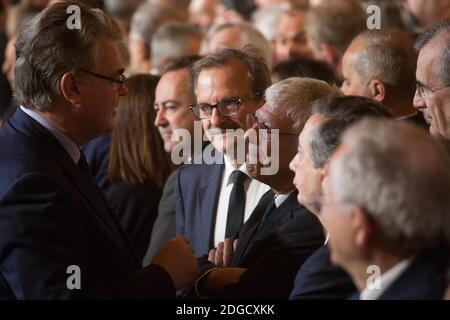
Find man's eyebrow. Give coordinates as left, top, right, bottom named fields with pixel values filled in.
left=416, top=80, right=426, bottom=88
left=161, top=100, right=180, bottom=105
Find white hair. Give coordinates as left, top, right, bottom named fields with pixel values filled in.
left=331, top=119, right=450, bottom=252
left=265, top=77, right=341, bottom=131
left=251, top=3, right=289, bottom=42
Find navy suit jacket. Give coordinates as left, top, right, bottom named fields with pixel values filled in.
left=0, top=110, right=175, bottom=299
left=289, top=244, right=356, bottom=300
left=378, top=248, right=449, bottom=300
left=175, top=161, right=224, bottom=257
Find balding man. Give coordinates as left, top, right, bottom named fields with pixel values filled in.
left=341, top=29, right=427, bottom=127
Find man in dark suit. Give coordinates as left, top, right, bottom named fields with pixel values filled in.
left=289, top=96, right=391, bottom=300
left=193, top=78, right=342, bottom=299
left=341, top=28, right=428, bottom=128
left=142, top=55, right=203, bottom=264
left=321, top=119, right=450, bottom=300
left=0, top=1, right=197, bottom=299
left=175, top=48, right=271, bottom=257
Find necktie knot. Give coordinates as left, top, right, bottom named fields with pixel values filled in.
left=230, top=170, right=247, bottom=185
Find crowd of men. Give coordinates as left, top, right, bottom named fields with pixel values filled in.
left=0, top=0, right=449, bottom=300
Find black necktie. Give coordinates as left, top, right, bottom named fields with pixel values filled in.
left=225, top=170, right=247, bottom=238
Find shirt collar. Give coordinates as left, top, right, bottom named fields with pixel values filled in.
left=360, top=257, right=415, bottom=300
left=20, top=106, right=81, bottom=164
left=223, top=154, right=249, bottom=186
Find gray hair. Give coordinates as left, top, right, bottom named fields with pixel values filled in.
left=265, top=77, right=342, bottom=132
left=129, top=2, right=179, bottom=44
left=415, top=19, right=450, bottom=86
left=309, top=96, right=391, bottom=168
left=331, top=119, right=450, bottom=253
left=14, top=1, right=123, bottom=111
left=352, top=29, right=417, bottom=99
left=251, top=3, right=290, bottom=42
left=151, top=21, right=203, bottom=72
left=306, top=0, right=366, bottom=56
left=192, top=46, right=271, bottom=99
left=204, top=22, right=272, bottom=68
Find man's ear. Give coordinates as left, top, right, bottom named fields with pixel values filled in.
left=368, top=79, right=386, bottom=102
left=60, top=72, right=82, bottom=107
left=352, top=207, right=373, bottom=250
left=319, top=163, right=329, bottom=183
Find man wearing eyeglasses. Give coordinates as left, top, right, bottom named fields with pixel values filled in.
left=193, top=78, right=338, bottom=299
left=0, top=2, right=198, bottom=299
left=175, top=47, right=271, bottom=258
left=414, top=19, right=450, bottom=139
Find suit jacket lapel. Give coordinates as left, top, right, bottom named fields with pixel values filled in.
left=232, top=190, right=275, bottom=267
left=10, top=110, right=139, bottom=268
left=198, top=162, right=224, bottom=254
left=254, top=191, right=299, bottom=238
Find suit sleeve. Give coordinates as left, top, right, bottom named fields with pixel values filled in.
left=0, top=173, right=175, bottom=299
left=220, top=213, right=324, bottom=299
left=143, top=170, right=177, bottom=265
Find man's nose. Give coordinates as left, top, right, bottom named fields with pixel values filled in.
left=154, top=109, right=168, bottom=127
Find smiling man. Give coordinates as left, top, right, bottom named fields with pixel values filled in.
left=175, top=47, right=271, bottom=257
left=414, top=19, right=450, bottom=139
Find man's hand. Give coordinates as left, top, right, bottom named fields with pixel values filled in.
left=197, top=267, right=246, bottom=297
left=150, top=236, right=199, bottom=289
left=208, top=238, right=238, bottom=267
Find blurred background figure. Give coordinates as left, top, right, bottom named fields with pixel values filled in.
left=273, top=4, right=311, bottom=64
left=203, top=21, right=272, bottom=67
left=150, top=21, right=203, bottom=75
left=271, top=56, right=337, bottom=84
left=400, top=0, right=450, bottom=38
left=149, top=0, right=191, bottom=21
left=108, top=74, right=172, bottom=262
left=103, top=0, right=144, bottom=37
left=340, top=28, right=427, bottom=126
left=305, top=0, right=366, bottom=82
left=128, top=2, right=179, bottom=74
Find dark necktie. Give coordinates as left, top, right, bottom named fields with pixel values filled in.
left=225, top=170, right=248, bottom=238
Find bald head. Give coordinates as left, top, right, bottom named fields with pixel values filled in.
left=341, top=29, right=417, bottom=117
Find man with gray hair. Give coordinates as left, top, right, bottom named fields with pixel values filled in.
left=414, top=19, right=450, bottom=139
left=128, top=2, right=180, bottom=74
left=203, top=22, right=272, bottom=68
left=0, top=1, right=198, bottom=299
left=341, top=29, right=427, bottom=127
left=150, top=21, right=203, bottom=74
left=194, top=78, right=340, bottom=299
left=305, top=0, right=366, bottom=81
left=322, top=119, right=450, bottom=299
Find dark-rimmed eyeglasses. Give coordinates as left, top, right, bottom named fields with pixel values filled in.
left=190, top=93, right=262, bottom=120
left=76, top=68, right=126, bottom=91
left=416, top=81, right=450, bottom=98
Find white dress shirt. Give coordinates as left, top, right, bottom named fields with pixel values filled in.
left=213, top=155, right=271, bottom=246
left=360, top=257, right=414, bottom=300
left=20, top=106, right=80, bottom=164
